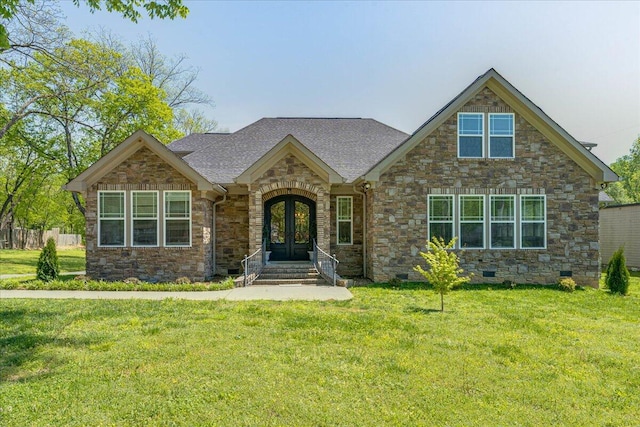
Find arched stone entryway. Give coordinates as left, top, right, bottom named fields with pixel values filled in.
left=248, top=180, right=330, bottom=256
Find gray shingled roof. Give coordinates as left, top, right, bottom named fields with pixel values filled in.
left=166, top=132, right=230, bottom=153
left=169, top=118, right=409, bottom=184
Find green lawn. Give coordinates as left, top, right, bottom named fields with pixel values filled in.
left=1, top=278, right=638, bottom=426
left=0, top=248, right=86, bottom=275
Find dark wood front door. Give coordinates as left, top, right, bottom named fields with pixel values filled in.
left=265, top=195, right=315, bottom=261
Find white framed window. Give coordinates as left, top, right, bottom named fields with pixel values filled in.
left=428, top=195, right=454, bottom=242
left=490, top=195, right=515, bottom=249
left=164, top=191, right=191, bottom=247
left=131, top=191, right=158, bottom=247
left=337, top=196, right=353, bottom=245
left=98, top=191, right=125, bottom=247
left=489, top=113, right=514, bottom=158
left=459, top=195, right=484, bottom=248
left=521, top=195, right=546, bottom=249
left=458, top=113, right=484, bottom=158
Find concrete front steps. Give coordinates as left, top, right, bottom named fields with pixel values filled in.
left=253, top=262, right=331, bottom=286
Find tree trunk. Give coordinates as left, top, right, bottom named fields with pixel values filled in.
left=72, top=192, right=86, bottom=217
left=440, top=292, right=444, bottom=312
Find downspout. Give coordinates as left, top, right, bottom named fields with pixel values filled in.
left=353, top=182, right=368, bottom=278
left=212, top=192, right=227, bottom=276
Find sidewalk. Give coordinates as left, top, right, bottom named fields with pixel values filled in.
left=0, top=285, right=353, bottom=301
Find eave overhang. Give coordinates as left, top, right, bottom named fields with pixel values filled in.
left=63, top=130, right=226, bottom=195
left=234, top=134, right=345, bottom=185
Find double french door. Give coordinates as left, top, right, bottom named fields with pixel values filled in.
left=265, top=195, right=316, bottom=261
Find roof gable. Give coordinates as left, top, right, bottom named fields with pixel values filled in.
left=364, top=68, right=618, bottom=183
left=179, top=118, right=408, bottom=184
left=63, top=130, right=224, bottom=194
left=235, top=134, right=344, bottom=184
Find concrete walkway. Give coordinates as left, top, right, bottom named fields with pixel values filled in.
left=0, top=284, right=353, bottom=301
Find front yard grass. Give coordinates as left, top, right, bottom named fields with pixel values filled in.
left=1, top=279, right=638, bottom=426
left=0, top=248, right=86, bottom=275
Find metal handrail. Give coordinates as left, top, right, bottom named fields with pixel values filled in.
left=241, top=239, right=266, bottom=286
left=312, top=239, right=339, bottom=286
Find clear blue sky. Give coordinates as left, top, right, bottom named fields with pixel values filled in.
left=60, top=1, right=639, bottom=165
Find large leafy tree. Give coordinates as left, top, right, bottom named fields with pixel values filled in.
left=606, top=137, right=640, bottom=204
left=0, top=1, right=216, bottom=246
left=0, top=0, right=188, bottom=50
left=5, top=37, right=182, bottom=214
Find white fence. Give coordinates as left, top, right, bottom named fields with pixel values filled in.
left=0, top=228, right=83, bottom=249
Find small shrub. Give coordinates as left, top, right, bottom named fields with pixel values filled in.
left=124, top=277, right=141, bottom=284
left=36, top=238, right=60, bottom=282
left=74, top=275, right=89, bottom=282
left=388, top=277, right=403, bottom=288
left=222, top=276, right=236, bottom=289
left=175, top=276, right=192, bottom=284
left=606, top=247, right=630, bottom=295
left=558, top=278, right=576, bottom=292
left=502, top=280, right=516, bottom=289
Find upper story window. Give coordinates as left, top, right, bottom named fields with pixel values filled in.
left=98, top=191, right=125, bottom=247
left=165, top=191, right=191, bottom=247
left=489, top=113, right=514, bottom=158
left=458, top=113, right=484, bottom=158
left=337, top=196, right=353, bottom=245
left=458, top=112, right=515, bottom=159
left=132, top=191, right=158, bottom=247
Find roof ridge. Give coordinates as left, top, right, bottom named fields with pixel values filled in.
left=271, top=117, right=364, bottom=120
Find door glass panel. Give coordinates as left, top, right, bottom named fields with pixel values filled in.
left=270, top=201, right=285, bottom=244
left=294, top=201, right=309, bottom=244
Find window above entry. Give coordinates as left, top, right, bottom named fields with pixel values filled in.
left=458, top=112, right=514, bottom=159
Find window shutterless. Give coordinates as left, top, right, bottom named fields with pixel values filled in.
left=458, top=113, right=484, bottom=158
left=164, top=191, right=191, bottom=247
left=521, top=195, right=546, bottom=249
left=337, top=196, right=353, bottom=245
left=489, top=113, right=514, bottom=158
left=98, top=191, right=125, bottom=247
left=490, top=195, right=515, bottom=249
left=428, top=195, right=454, bottom=242
left=459, top=195, right=484, bottom=248
left=131, top=191, right=158, bottom=247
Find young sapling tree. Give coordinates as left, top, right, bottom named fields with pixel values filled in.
left=414, top=237, right=471, bottom=312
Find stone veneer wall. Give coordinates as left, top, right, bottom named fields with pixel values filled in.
left=370, top=87, right=601, bottom=287
left=330, top=194, right=364, bottom=276
left=85, top=147, right=209, bottom=282
left=248, top=154, right=331, bottom=254
left=215, top=194, right=249, bottom=275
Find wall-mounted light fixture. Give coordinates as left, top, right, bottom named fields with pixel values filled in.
left=363, top=182, right=371, bottom=192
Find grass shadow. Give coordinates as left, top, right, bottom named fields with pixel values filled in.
left=364, top=281, right=586, bottom=293
left=406, top=305, right=442, bottom=314
left=0, top=306, right=104, bottom=383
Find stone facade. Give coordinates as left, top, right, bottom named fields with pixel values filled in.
left=215, top=194, right=249, bottom=275
left=79, top=83, right=606, bottom=287
left=85, top=147, right=210, bottom=282
left=368, top=87, right=600, bottom=287
left=248, top=154, right=331, bottom=254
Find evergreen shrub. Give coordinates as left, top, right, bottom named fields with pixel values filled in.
left=36, top=238, right=60, bottom=281
left=606, top=247, right=630, bottom=295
